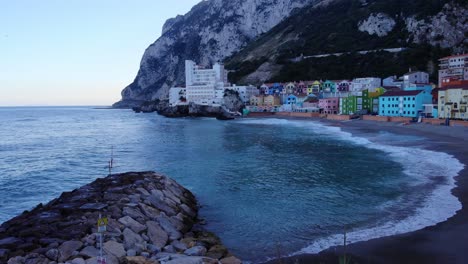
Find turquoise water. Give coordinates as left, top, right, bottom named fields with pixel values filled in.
left=0, top=107, right=459, bottom=262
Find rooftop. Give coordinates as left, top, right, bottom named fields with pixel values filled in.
left=381, top=90, right=423, bottom=97
left=440, top=83, right=468, bottom=90
left=439, top=53, right=468, bottom=60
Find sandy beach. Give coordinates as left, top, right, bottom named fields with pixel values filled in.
left=261, top=117, right=468, bottom=264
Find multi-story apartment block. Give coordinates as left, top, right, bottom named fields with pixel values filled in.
left=438, top=54, right=468, bottom=87
left=169, top=87, right=186, bottom=106
left=184, top=60, right=229, bottom=105
left=438, top=81, right=468, bottom=120
left=379, top=90, right=433, bottom=117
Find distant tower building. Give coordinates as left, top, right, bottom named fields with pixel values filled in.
left=184, top=60, right=229, bottom=105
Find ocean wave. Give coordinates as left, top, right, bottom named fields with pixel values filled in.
left=236, top=118, right=464, bottom=255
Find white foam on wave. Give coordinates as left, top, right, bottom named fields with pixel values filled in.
left=236, top=118, right=465, bottom=255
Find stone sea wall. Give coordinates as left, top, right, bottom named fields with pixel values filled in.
left=0, top=172, right=241, bottom=264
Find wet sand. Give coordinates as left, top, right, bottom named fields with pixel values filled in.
left=262, top=118, right=468, bottom=264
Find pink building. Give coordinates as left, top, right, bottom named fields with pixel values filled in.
left=319, top=97, right=340, bottom=114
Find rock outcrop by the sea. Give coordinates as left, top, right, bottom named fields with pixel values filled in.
left=0, top=172, right=240, bottom=264
left=133, top=90, right=244, bottom=119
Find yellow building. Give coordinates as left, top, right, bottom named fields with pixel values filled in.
left=250, top=95, right=265, bottom=106
left=264, top=95, right=281, bottom=106
left=438, top=82, right=468, bottom=120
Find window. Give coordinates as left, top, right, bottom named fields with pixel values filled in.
left=413, top=97, right=415, bottom=101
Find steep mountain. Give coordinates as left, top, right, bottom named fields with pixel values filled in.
left=225, top=0, right=468, bottom=84
left=113, top=0, right=321, bottom=108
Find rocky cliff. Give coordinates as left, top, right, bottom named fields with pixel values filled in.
left=0, top=172, right=240, bottom=264
left=226, top=0, right=468, bottom=84
left=113, top=0, right=320, bottom=108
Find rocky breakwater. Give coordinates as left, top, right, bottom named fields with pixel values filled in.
left=0, top=172, right=241, bottom=264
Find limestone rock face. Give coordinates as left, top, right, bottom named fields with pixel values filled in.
left=114, top=0, right=319, bottom=107
left=405, top=3, right=468, bottom=51
left=358, top=13, right=396, bottom=37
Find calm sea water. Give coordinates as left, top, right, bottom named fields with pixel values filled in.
left=0, top=107, right=461, bottom=262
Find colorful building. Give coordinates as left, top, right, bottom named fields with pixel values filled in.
left=268, top=83, right=284, bottom=95
left=264, top=95, right=281, bottom=106
left=308, top=81, right=322, bottom=94
left=250, top=95, right=264, bottom=106
left=296, top=82, right=308, bottom=94
left=319, top=97, right=340, bottom=114
left=337, top=80, right=352, bottom=92
left=322, top=80, right=337, bottom=93
left=438, top=81, right=468, bottom=120
left=379, top=90, right=433, bottom=117
left=303, top=97, right=319, bottom=108
left=285, top=82, right=296, bottom=94
left=339, top=88, right=385, bottom=115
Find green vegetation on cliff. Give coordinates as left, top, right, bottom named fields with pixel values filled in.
left=225, top=0, right=466, bottom=84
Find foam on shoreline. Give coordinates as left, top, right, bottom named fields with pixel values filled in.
left=237, top=118, right=464, bottom=256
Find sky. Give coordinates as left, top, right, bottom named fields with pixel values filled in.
left=0, top=0, right=201, bottom=106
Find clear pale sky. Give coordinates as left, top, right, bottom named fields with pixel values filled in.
left=0, top=0, right=201, bottom=106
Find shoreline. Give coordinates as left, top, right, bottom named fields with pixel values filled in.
left=257, top=117, right=468, bottom=264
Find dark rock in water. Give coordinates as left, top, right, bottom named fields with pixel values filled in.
left=0, top=172, right=238, bottom=263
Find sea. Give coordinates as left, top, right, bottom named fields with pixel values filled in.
left=0, top=106, right=463, bottom=262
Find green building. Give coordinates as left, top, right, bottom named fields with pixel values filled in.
left=340, top=88, right=385, bottom=115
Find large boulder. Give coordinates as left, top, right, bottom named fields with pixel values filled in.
left=58, top=241, right=83, bottom=262
left=146, top=221, right=169, bottom=249
left=119, top=216, right=146, bottom=233
left=103, top=241, right=126, bottom=258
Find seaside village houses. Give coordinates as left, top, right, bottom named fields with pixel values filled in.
left=169, top=60, right=258, bottom=107
left=169, top=54, right=468, bottom=121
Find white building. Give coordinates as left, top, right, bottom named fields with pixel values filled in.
left=226, top=85, right=259, bottom=104
left=438, top=54, right=468, bottom=87
left=185, top=60, right=229, bottom=105
left=383, top=75, right=403, bottom=89
left=351, top=77, right=381, bottom=93
left=169, top=87, right=187, bottom=106
left=403, top=71, right=429, bottom=89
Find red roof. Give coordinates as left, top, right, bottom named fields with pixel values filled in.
left=381, top=90, right=423, bottom=97
left=440, top=84, right=468, bottom=90
left=439, top=53, right=468, bottom=60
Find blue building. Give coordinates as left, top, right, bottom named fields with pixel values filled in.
left=268, top=83, right=284, bottom=95
left=379, top=90, right=433, bottom=117
left=286, top=94, right=297, bottom=105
